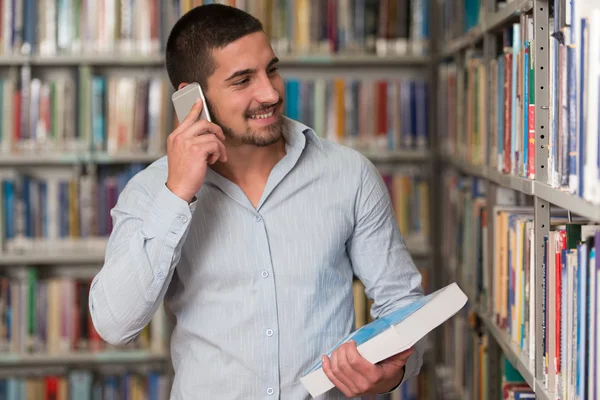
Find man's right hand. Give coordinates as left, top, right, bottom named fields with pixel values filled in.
left=166, top=98, right=228, bottom=203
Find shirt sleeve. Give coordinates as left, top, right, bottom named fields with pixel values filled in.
left=88, top=168, right=196, bottom=346
left=346, top=155, right=426, bottom=385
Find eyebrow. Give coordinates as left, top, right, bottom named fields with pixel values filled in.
left=224, top=57, right=280, bottom=82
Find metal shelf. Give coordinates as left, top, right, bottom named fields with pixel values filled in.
left=444, top=156, right=488, bottom=179
left=278, top=53, right=431, bottom=66
left=479, top=312, right=536, bottom=390
left=486, top=0, right=534, bottom=33
left=444, top=157, right=534, bottom=196
left=0, top=153, right=84, bottom=165
left=0, top=53, right=430, bottom=67
left=534, top=380, right=555, bottom=400
left=361, top=149, right=432, bottom=162
left=91, top=152, right=164, bottom=164
left=441, top=0, right=534, bottom=57
left=0, top=240, right=107, bottom=265
left=441, top=26, right=484, bottom=58
left=0, top=351, right=168, bottom=366
left=0, top=250, right=105, bottom=265
left=486, top=169, right=534, bottom=195
left=0, top=152, right=163, bottom=166
left=1, top=149, right=429, bottom=166
left=30, top=54, right=166, bottom=66
left=533, top=182, right=600, bottom=222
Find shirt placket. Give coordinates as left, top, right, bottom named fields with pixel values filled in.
left=253, top=211, right=281, bottom=398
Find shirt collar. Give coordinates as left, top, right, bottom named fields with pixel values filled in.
left=281, top=116, right=324, bottom=151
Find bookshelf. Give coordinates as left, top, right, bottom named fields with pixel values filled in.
left=0, top=1, right=437, bottom=399
left=437, top=0, right=600, bottom=399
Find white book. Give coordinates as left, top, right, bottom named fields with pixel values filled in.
left=299, top=282, right=468, bottom=398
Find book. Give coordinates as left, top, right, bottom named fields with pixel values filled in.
left=299, top=282, right=468, bottom=398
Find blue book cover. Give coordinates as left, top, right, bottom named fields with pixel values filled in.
left=300, top=283, right=467, bottom=398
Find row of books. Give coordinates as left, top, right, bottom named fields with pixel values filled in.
left=1, top=0, right=430, bottom=58
left=438, top=303, right=483, bottom=400
left=0, top=370, right=170, bottom=400
left=286, top=77, right=430, bottom=153
left=0, top=266, right=167, bottom=355
left=0, top=163, right=430, bottom=255
left=378, top=167, right=430, bottom=246
left=0, top=70, right=431, bottom=157
left=0, top=67, right=170, bottom=156
left=439, top=3, right=600, bottom=207
left=0, top=164, right=144, bottom=253
left=437, top=13, right=537, bottom=178
left=547, top=2, right=600, bottom=204
left=442, top=168, right=600, bottom=398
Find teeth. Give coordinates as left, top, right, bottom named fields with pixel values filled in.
left=250, top=109, right=274, bottom=119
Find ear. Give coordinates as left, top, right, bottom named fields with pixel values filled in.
left=178, top=82, right=189, bottom=91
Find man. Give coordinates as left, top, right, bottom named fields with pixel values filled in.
left=89, top=4, right=425, bottom=399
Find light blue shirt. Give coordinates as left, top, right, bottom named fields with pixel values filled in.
left=89, top=117, right=425, bottom=400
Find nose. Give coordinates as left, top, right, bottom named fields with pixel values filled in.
left=254, top=74, right=280, bottom=105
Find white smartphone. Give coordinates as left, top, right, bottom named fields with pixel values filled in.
left=171, top=82, right=212, bottom=123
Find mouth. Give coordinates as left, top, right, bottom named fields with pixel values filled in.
left=248, top=108, right=275, bottom=119
left=246, top=103, right=281, bottom=126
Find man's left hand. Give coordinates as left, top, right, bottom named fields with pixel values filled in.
left=321, top=341, right=413, bottom=398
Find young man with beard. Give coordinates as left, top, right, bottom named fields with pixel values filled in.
left=89, top=4, right=426, bottom=399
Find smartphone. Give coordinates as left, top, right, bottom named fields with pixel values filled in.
left=172, top=82, right=212, bottom=123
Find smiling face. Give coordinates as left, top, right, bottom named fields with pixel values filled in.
left=203, top=31, right=285, bottom=147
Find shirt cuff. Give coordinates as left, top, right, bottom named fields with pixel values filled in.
left=140, top=183, right=196, bottom=248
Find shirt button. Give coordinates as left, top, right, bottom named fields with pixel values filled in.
left=267, top=388, right=274, bottom=395
left=266, top=329, right=273, bottom=337
left=179, top=215, right=188, bottom=223
left=157, top=271, right=165, bottom=279
left=261, top=271, right=269, bottom=278
left=254, top=215, right=261, bottom=222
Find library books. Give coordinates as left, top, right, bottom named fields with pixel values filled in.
left=0, top=74, right=429, bottom=158
left=0, top=69, right=169, bottom=157
left=299, top=282, right=467, bottom=398
left=0, top=0, right=429, bottom=58
left=449, top=193, right=600, bottom=399
left=0, top=164, right=144, bottom=254
left=284, top=77, right=430, bottom=153
left=0, top=266, right=167, bottom=356
left=0, top=369, right=170, bottom=400
left=437, top=12, right=536, bottom=178
left=547, top=3, right=600, bottom=204
left=0, top=163, right=430, bottom=258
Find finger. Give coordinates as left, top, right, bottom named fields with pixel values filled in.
left=175, top=98, right=204, bottom=133
left=178, top=119, right=226, bottom=142
left=322, top=355, right=354, bottom=398
left=331, top=346, right=360, bottom=395
left=344, top=341, right=383, bottom=386
left=185, top=134, right=228, bottom=163
left=340, top=343, right=373, bottom=393
left=187, top=137, right=227, bottom=164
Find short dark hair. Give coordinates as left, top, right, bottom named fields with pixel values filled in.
left=165, top=4, right=264, bottom=90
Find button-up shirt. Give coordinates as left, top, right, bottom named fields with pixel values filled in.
left=89, top=116, right=425, bottom=399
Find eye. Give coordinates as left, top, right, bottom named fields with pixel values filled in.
left=234, top=78, right=250, bottom=86
left=268, top=66, right=279, bottom=74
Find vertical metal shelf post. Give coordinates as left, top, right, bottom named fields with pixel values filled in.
left=533, top=0, right=551, bottom=392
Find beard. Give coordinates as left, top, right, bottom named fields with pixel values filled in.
left=206, top=99, right=283, bottom=147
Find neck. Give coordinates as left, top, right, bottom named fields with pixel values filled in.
left=211, top=135, right=287, bottom=185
